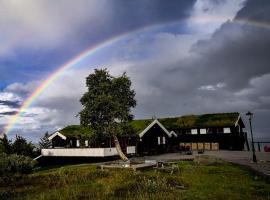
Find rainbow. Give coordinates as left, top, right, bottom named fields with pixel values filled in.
left=4, top=16, right=270, bottom=135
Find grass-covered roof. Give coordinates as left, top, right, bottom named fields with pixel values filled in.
left=56, top=112, right=241, bottom=137
left=129, top=119, right=153, bottom=134
left=131, top=112, right=241, bottom=133
left=59, top=125, right=95, bottom=138
left=165, top=112, right=240, bottom=129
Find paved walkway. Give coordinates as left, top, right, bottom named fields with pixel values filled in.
left=141, top=151, right=270, bottom=178
left=204, top=151, right=270, bottom=178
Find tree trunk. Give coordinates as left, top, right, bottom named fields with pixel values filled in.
left=113, top=135, right=129, bottom=161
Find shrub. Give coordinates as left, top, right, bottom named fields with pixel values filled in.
left=12, top=136, right=36, bottom=157
left=0, top=153, right=36, bottom=178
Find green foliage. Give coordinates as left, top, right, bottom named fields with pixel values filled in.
left=79, top=68, right=136, bottom=137
left=0, top=153, right=36, bottom=178
left=0, top=153, right=37, bottom=199
left=60, top=125, right=95, bottom=139
left=116, top=122, right=136, bottom=136
left=0, top=134, right=12, bottom=154
left=0, top=135, right=38, bottom=158
left=12, top=135, right=36, bottom=158
left=39, top=132, right=51, bottom=149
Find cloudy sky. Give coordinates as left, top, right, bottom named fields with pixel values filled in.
left=0, top=0, right=270, bottom=142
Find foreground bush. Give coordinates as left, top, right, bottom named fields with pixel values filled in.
left=0, top=153, right=36, bottom=178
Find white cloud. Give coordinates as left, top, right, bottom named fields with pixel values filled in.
left=1, top=68, right=90, bottom=138
left=188, top=0, right=246, bottom=34
left=0, top=105, right=17, bottom=113
left=0, top=92, right=21, bottom=102
left=198, top=82, right=226, bottom=91
left=0, top=0, right=110, bottom=55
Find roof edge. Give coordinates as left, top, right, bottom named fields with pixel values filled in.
left=139, top=119, right=172, bottom=138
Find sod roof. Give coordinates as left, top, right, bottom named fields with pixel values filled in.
left=131, top=112, right=241, bottom=133
left=59, top=125, right=95, bottom=138
left=56, top=112, right=241, bottom=137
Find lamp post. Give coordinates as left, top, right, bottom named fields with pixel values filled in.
left=246, top=111, right=257, bottom=163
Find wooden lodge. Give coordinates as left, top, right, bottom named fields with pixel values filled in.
left=39, top=112, right=248, bottom=160
left=132, top=112, right=248, bottom=154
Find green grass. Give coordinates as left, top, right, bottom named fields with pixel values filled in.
left=130, top=119, right=152, bottom=133
left=1, top=157, right=270, bottom=200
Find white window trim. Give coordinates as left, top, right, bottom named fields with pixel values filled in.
left=85, top=140, right=88, bottom=147
left=157, top=137, right=160, bottom=145
left=163, top=136, right=166, bottom=144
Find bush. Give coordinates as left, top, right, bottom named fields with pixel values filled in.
left=12, top=136, right=36, bottom=157
left=0, top=153, right=36, bottom=177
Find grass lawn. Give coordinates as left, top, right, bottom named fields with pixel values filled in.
left=1, top=156, right=270, bottom=200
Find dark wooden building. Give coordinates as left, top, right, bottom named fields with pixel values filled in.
left=39, top=112, right=248, bottom=161
left=132, top=112, right=248, bottom=154
left=171, top=112, right=247, bottom=151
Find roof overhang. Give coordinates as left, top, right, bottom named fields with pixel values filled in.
left=139, top=119, right=173, bottom=138
left=48, top=131, right=67, bottom=141
left=170, top=131, right=177, bottom=137
left=235, top=114, right=245, bottom=128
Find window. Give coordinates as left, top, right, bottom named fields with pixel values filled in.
left=200, top=129, right=207, bottom=134
left=163, top=137, right=166, bottom=144
left=76, top=140, right=80, bottom=147
left=223, top=128, right=231, bottom=133
left=157, top=137, right=160, bottom=145
left=85, top=140, right=88, bottom=147
left=191, top=129, right=198, bottom=135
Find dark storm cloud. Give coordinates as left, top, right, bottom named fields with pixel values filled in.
left=158, top=0, right=270, bottom=95
left=0, top=111, right=17, bottom=116
left=134, top=0, right=270, bottom=138
left=0, top=0, right=196, bottom=84
left=109, top=0, right=195, bottom=27
left=0, top=100, right=20, bottom=108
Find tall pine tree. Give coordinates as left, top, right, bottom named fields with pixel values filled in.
left=39, top=132, right=51, bottom=149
